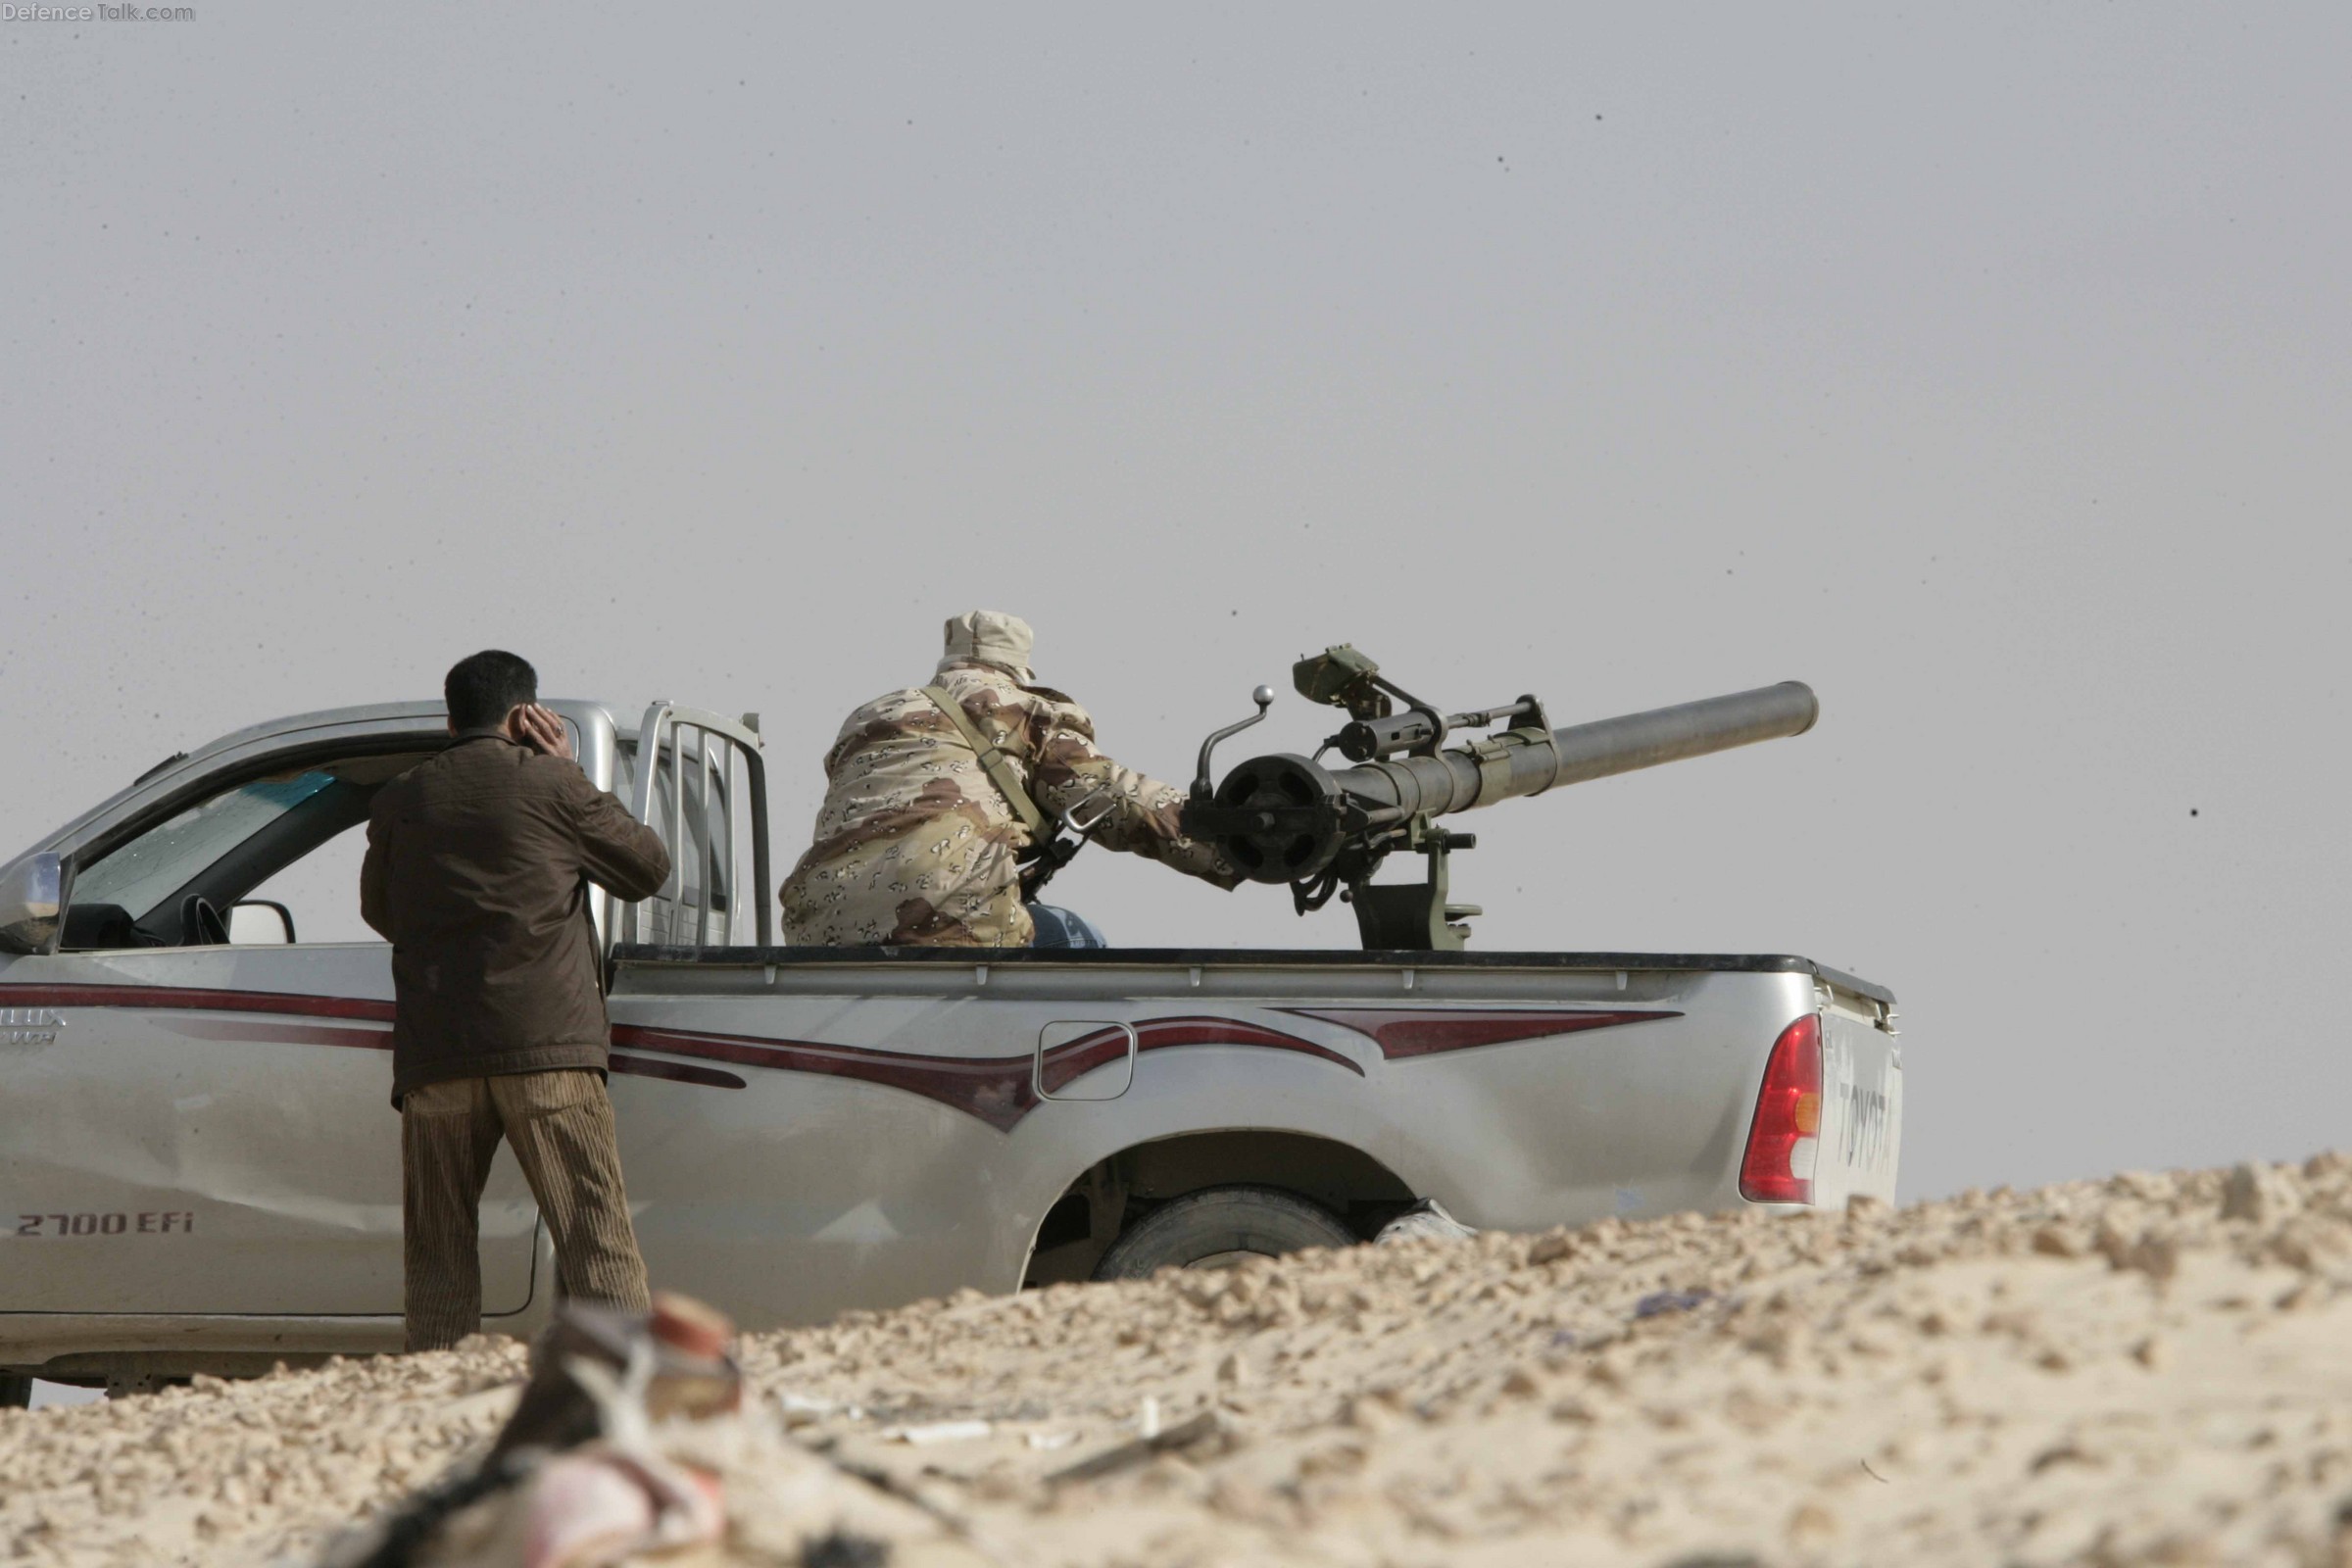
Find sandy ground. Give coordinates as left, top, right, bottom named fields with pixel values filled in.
left=5, top=1155, right=2350, bottom=1568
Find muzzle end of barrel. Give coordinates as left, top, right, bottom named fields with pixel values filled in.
left=1782, top=681, right=1821, bottom=736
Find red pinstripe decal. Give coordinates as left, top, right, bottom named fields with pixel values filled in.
left=1282, top=1006, right=1680, bottom=1058
left=0, top=984, right=745, bottom=1092
left=167, top=1016, right=392, bottom=1053
left=612, top=1014, right=1364, bottom=1132
left=608, top=1054, right=747, bottom=1091
left=0, top=983, right=395, bottom=1022
left=611, top=1024, right=1035, bottom=1130
left=0, top=986, right=1361, bottom=1123
left=1037, top=1016, right=1365, bottom=1097
left=132, top=1015, right=746, bottom=1091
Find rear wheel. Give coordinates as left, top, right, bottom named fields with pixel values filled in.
left=1, top=1373, right=33, bottom=1409
left=1091, top=1184, right=1356, bottom=1280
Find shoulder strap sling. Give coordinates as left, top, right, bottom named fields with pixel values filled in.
left=921, top=685, right=1049, bottom=838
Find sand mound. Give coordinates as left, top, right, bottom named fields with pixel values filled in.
left=6, top=1155, right=2351, bottom=1567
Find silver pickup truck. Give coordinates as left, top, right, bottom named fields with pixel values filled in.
left=0, top=684, right=1899, bottom=1396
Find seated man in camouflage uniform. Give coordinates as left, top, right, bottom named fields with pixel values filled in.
left=779, top=611, right=1238, bottom=947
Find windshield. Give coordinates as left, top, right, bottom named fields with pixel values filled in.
left=74, top=771, right=337, bottom=920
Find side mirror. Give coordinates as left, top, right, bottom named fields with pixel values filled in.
left=0, top=853, right=63, bottom=955
left=227, top=900, right=297, bottom=946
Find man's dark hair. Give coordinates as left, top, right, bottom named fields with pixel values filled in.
left=444, top=650, right=538, bottom=731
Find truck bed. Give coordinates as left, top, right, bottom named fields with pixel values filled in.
left=596, top=944, right=1902, bottom=1321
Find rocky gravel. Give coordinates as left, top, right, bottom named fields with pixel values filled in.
left=6, top=1154, right=2351, bottom=1566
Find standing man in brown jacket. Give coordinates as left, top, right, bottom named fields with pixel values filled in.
left=361, top=650, right=672, bottom=1351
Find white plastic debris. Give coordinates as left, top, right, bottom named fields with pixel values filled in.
left=1375, top=1198, right=1480, bottom=1246
left=881, top=1419, right=994, bottom=1446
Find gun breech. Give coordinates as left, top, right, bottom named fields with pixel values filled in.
left=1185, top=679, right=1819, bottom=952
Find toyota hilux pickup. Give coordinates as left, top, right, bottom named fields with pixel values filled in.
left=0, top=687, right=1899, bottom=1397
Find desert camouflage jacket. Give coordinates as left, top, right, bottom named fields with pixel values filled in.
left=778, top=661, right=1239, bottom=947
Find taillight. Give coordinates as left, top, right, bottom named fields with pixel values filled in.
left=1740, top=1013, right=1823, bottom=1203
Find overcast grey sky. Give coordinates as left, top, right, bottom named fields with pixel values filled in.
left=4, top=4, right=2347, bottom=1200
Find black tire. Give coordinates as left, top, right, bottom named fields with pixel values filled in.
left=1092, top=1184, right=1356, bottom=1280
left=1, top=1373, right=33, bottom=1410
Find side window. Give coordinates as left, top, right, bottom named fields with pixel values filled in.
left=66, top=753, right=425, bottom=950
left=73, top=773, right=336, bottom=924
left=238, top=821, right=377, bottom=945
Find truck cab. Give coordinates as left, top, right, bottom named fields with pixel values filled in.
left=0, top=701, right=762, bottom=1387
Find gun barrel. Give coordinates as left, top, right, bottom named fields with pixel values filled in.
left=1330, top=681, right=1820, bottom=819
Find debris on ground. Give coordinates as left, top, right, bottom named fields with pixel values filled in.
left=1372, top=1198, right=1480, bottom=1247
left=4, top=1155, right=2350, bottom=1567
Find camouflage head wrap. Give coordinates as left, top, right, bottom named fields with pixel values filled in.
left=940, top=611, right=1034, bottom=680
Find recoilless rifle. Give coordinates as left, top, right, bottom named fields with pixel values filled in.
left=1182, top=647, right=1820, bottom=952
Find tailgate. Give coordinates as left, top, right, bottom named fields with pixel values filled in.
left=1809, top=985, right=1903, bottom=1205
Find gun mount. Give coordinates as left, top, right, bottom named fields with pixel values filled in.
left=1184, top=646, right=1820, bottom=951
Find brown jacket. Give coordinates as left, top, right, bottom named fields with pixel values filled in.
left=361, top=730, right=670, bottom=1104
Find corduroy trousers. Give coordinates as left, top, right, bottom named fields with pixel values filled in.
left=400, top=1068, right=651, bottom=1352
